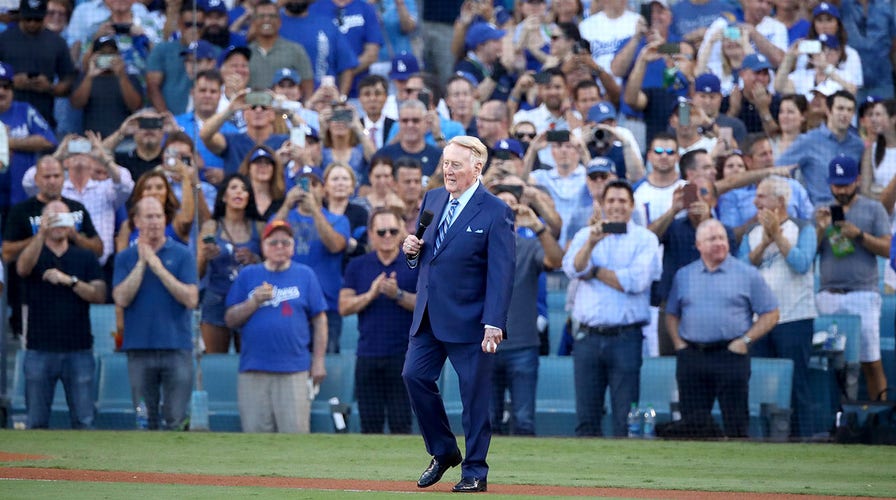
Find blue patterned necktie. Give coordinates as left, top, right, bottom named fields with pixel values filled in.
left=434, top=199, right=459, bottom=252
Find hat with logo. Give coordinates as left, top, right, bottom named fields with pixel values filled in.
left=262, top=220, right=294, bottom=240
left=0, top=62, right=13, bottom=82
left=813, top=2, right=840, bottom=20
left=249, top=147, right=275, bottom=163
left=18, top=0, right=46, bottom=19
left=271, top=67, right=301, bottom=87
left=299, top=165, right=324, bottom=183
left=818, top=33, right=840, bottom=50
left=493, top=138, right=524, bottom=159
left=389, top=52, right=419, bottom=81
left=93, top=35, right=118, bottom=52
left=694, top=73, right=721, bottom=94
left=828, top=154, right=859, bottom=185
left=180, top=40, right=217, bottom=60
left=199, top=0, right=228, bottom=15
left=586, top=157, right=617, bottom=176
left=465, top=22, right=505, bottom=50
left=305, top=126, right=320, bottom=141
left=587, top=101, right=617, bottom=124
left=742, top=53, right=771, bottom=72
left=217, top=45, right=251, bottom=68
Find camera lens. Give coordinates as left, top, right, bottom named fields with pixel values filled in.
left=594, top=129, right=606, bottom=141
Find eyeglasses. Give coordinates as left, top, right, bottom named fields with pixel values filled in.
left=515, top=132, right=536, bottom=140
left=652, top=147, right=676, bottom=155
left=375, top=228, right=400, bottom=237
left=265, top=239, right=292, bottom=247
left=400, top=117, right=422, bottom=124
left=183, top=21, right=204, bottom=28
left=588, top=172, right=611, bottom=181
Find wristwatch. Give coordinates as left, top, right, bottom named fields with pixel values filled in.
left=741, top=335, right=752, bottom=346
left=396, top=289, right=405, bottom=301
left=70, top=275, right=79, bottom=288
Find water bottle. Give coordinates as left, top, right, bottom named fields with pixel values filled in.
left=329, top=397, right=346, bottom=432
left=135, top=399, right=149, bottom=430
left=832, top=321, right=846, bottom=352
left=643, top=404, right=657, bottom=439
left=627, top=403, right=642, bottom=438
left=671, top=389, right=682, bottom=422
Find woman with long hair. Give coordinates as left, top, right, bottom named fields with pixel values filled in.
left=695, top=25, right=753, bottom=96
left=197, top=173, right=264, bottom=353
left=319, top=104, right=376, bottom=187
left=115, top=169, right=192, bottom=251
left=237, top=145, right=286, bottom=220
left=775, top=34, right=860, bottom=98
left=861, top=99, right=896, bottom=200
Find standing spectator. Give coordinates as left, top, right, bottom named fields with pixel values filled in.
left=815, top=155, right=891, bottom=401
left=112, top=196, right=199, bottom=430
left=198, top=173, right=263, bottom=354
left=309, top=0, right=383, bottom=99
left=527, top=132, right=591, bottom=247
left=671, top=0, right=733, bottom=46
left=699, top=0, right=788, bottom=71
left=374, top=100, right=442, bottom=177
left=238, top=145, right=286, bottom=221
left=777, top=90, right=864, bottom=205
left=692, top=73, right=748, bottom=146
left=273, top=165, right=350, bottom=353
left=115, top=170, right=193, bottom=250
left=563, top=179, right=661, bottom=436
left=199, top=0, right=246, bottom=49
left=362, top=156, right=402, bottom=211
left=69, top=36, right=143, bottom=137
left=491, top=185, right=563, bottom=435
left=739, top=176, right=817, bottom=437
left=357, top=74, right=394, bottom=151
left=339, top=207, right=417, bottom=433
left=770, top=93, right=808, bottom=158
left=225, top=220, right=328, bottom=433
left=513, top=67, right=571, bottom=133
left=319, top=103, right=375, bottom=187
left=279, top=0, right=358, bottom=90
left=805, top=3, right=866, bottom=100
left=0, top=0, right=76, bottom=130
left=419, top=0, right=463, bottom=83
left=666, top=219, right=780, bottom=438
left=444, top=74, right=477, bottom=137
left=246, top=1, right=313, bottom=98
left=633, top=132, right=685, bottom=232
left=861, top=99, right=896, bottom=200
left=17, top=200, right=105, bottom=429
left=578, top=0, right=639, bottom=83
left=454, top=22, right=515, bottom=103
left=104, top=109, right=171, bottom=181
left=322, top=163, right=367, bottom=260
left=721, top=53, right=782, bottom=136
left=839, top=0, right=896, bottom=100
left=176, top=69, right=234, bottom=185
left=214, top=45, right=251, bottom=131
left=775, top=33, right=862, bottom=99
left=395, top=156, right=423, bottom=234
left=474, top=100, right=512, bottom=152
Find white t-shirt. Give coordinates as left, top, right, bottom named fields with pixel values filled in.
left=700, top=16, right=789, bottom=75
left=579, top=10, right=640, bottom=83
left=633, top=178, right=688, bottom=227
left=792, top=46, right=864, bottom=92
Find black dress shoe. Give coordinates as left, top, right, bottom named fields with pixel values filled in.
left=416, top=449, right=462, bottom=488
left=452, top=477, right=487, bottom=493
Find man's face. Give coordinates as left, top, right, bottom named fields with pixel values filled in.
left=203, top=11, right=228, bottom=33
left=36, top=160, right=64, bottom=199
left=442, top=143, right=482, bottom=196
left=445, top=79, right=475, bottom=117
left=245, top=100, right=274, bottom=129
left=396, top=167, right=422, bottom=204
left=20, top=16, right=45, bottom=35
left=253, top=5, right=281, bottom=36
left=742, top=68, right=770, bottom=89
left=398, top=107, right=426, bottom=144
left=262, top=229, right=295, bottom=265
left=696, top=221, right=730, bottom=266
left=220, top=54, right=250, bottom=82
left=540, top=75, right=567, bottom=112
left=369, top=212, right=403, bottom=253
left=490, top=156, right=523, bottom=177
left=602, top=186, right=634, bottom=223
left=400, top=76, right=423, bottom=104
left=747, top=139, right=774, bottom=170
left=475, top=102, right=506, bottom=143
left=191, top=77, right=221, bottom=116
left=135, top=197, right=166, bottom=241
left=0, top=78, right=13, bottom=112
left=586, top=169, right=616, bottom=199
left=753, top=182, right=782, bottom=212
left=692, top=91, right=722, bottom=117
left=685, top=152, right=715, bottom=182
left=743, top=0, right=772, bottom=22
left=180, top=10, right=204, bottom=44
left=135, top=115, right=165, bottom=149
left=359, top=82, right=387, bottom=117
left=647, top=139, right=678, bottom=173
left=550, top=141, right=579, bottom=169
left=650, top=2, right=672, bottom=31
left=574, top=86, right=601, bottom=116
left=273, top=78, right=301, bottom=101
left=831, top=180, right=859, bottom=206
left=828, top=96, right=856, bottom=134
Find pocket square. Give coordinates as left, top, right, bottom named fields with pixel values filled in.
left=475, top=229, right=484, bottom=234
left=466, top=226, right=472, bottom=232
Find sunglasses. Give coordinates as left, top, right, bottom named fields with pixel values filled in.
left=515, top=132, right=536, bottom=140
left=588, top=172, right=611, bottom=181
left=183, top=21, right=204, bottom=28
left=400, top=117, right=422, bottom=124
left=375, top=228, right=400, bottom=237
left=265, top=239, right=292, bottom=247
left=652, top=147, right=676, bottom=155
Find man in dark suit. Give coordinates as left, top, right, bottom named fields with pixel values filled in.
left=358, top=74, right=394, bottom=150
left=402, top=136, right=515, bottom=493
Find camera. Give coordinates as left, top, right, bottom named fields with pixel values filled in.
left=95, top=54, right=114, bottom=70
left=245, top=91, right=273, bottom=107
left=137, top=116, right=163, bottom=129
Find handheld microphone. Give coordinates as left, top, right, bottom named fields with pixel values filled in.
left=415, top=210, right=434, bottom=239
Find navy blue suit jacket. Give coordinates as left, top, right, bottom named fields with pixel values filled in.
left=409, top=184, right=516, bottom=343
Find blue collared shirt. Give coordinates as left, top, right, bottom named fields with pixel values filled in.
left=841, top=0, right=896, bottom=94
left=562, top=221, right=661, bottom=327
left=716, top=179, right=814, bottom=228
left=666, top=256, right=778, bottom=343
left=776, top=123, right=864, bottom=205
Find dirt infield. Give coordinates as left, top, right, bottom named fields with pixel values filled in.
left=0, top=455, right=868, bottom=499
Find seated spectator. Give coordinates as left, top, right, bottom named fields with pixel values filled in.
left=319, top=103, right=375, bottom=187
left=70, top=36, right=143, bottom=138
left=225, top=220, right=327, bottom=433
left=339, top=207, right=418, bottom=433
left=776, top=34, right=861, bottom=99
left=374, top=100, right=443, bottom=177
left=238, top=145, right=286, bottom=221
left=103, top=109, right=173, bottom=181
left=198, top=173, right=263, bottom=354
left=115, top=170, right=192, bottom=251
left=17, top=200, right=105, bottom=429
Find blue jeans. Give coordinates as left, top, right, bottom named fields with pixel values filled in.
left=126, top=350, right=194, bottom=430
left=573, top=327, right=643, bottom=437
left=490, top=346, right=539, bottom=435
left=25, top=350, right=95, bottom=429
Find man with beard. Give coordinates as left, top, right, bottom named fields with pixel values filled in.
left=814, top=155, right=891, bottom=401
left=199, top=0, right=246, bottom=48
left=246, top=1, right=314, bottom=98
left=512, top=68, right=571, bottom=133
left=279, top=0, right=358, bottom=90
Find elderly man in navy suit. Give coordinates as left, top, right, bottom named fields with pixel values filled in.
left=402, top=136, right=515, bottom=493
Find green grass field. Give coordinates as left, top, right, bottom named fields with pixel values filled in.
left=1, top=431, right=895, bottom=498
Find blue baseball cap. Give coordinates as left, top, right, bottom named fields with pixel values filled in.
left=305, top=126, right=320, bottom=141
left=199, top=0, right=227, bottom=14
left=587, top=101, right=617, bottom=124
left=271, top=67, right=301, bottom=87
left=586, top=157, right=617, bottom=175
left=465, top=22, right=505, bottom=50
left=299, top=165, right=324, bottom=183
left=828, top=155, right=859, bottom=185
left=694, top=73, right=721, bottom=94
left=742, top=53, right=771, bottom=72
left=180, top=40, right=216, bottom=60
left=493, top=138, right=524, bottom=159
left=249, top=147, right=275, bottom=163
left=813, top=2, right=840, bottom=20
left=454, top=70, right=480, bottom=87
left=0, top=61, right=13, bottom=81
left=390, top=52, right=419, bottom=81
left=217, top=45, right=251, bottom=68
left=818, top=33, right=840, bottom=50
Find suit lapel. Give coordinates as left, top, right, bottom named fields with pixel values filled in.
left=433, top=185, right=485, bottom=258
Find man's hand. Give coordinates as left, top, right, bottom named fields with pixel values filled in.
left=481, top=326, right=502, bottom=353
left=42, top=268, right=70, bottom=286
left=836, top=220, right=862, bottom=239
left=310, top=357, right=327, bottom=385
left=758, top=208, right=780, bottom=238
left=403, top=234, right=422, bottom=257
left=379, top=271, right=401, bottom=299
left=137, top=242, right=163, bottom=274
left=814, top=206, right=832, bottom=230
left=728, top=337, right=749, bottom=355
left=252, top=281, right=274, bottom=305
left=586, top=222, right=606, bottom=246
left=514, top=204, right=540, bottom=230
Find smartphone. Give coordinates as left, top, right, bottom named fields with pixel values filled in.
left=658, top=42, right=681, bottom=55
left=718, top=127, right=733, bottom=146
left=321, top=75, right=336, bottom=88
left=299, top=176, right=310, bottom=191
left=640, top=3, right=652, bottom=29
left=418, top=88, right=431, bottom=108
left=681, top=183, right=699, bottom=207
left=798, top=40, right=822, bottom=55
left=602, top=222, right=627, bottom=234
left=202, top=234, right=216, bottom=245
left=495, top=184, right=523, bottom=200
left=331, top=108, right=353, bottom=122
left=50, top=212, right=76, bottom=228
left=112, top=23, right=131, bottom=35
left=830, top=204, right=845, bottom=222
left=137, top=116, right=163, bottom=129
left=245, top=91, right=273, bottom=107
left=723, top=26, right=741, bottom=41
left=677, top=102, right=690, bottom=126
left=290, top=127, right=306, bottom=148
left=533, top=72, right=551, bottom=85
left=68, top=138, right=92, bottom=154
left=546, top=130, right=570, bottom=143
left=95, top=54, right=113, bottom=70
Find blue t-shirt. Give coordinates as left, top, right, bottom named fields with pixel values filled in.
left=373, top=143, right=442, bottom=177
left=226, top=262, right=327, bottom=373
left=113, top=238, right=198, bottom=350
left=0, top=101, right=57, bottom=208
left=309, top=0, right=384, bottom=97
left=285, top=207, right=351, bottom=311
left=176, top=112, right=238, bottom=173
left=342, top=251, right=418, bottom=357
left=787, top=19, right=810, bottom=44
left=279, top=12, right=358, bottom=88
left=221, top=133, right=290, bottom=175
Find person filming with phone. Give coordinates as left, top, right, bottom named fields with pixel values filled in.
left=562, top=179, right=661, bottom=437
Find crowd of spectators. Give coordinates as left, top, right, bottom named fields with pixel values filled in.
left=4, top=0, right=896, bottom=437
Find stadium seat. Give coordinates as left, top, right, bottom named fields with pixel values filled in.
left=197, top=354, right=240, bottom=432
left=535, top=356, right=577, bottom=436
left=638, top=356, right=677, bottom=424
left=341, top=314, right=359, bottom=351
left=748, top=357, right=794, bottom=438
left=90, top=304, right=118, bottom=354
left=94, top=353, right=134, bottom=430
left=439, top=361, right=464, bottom=434
left=878, top=294, right=896, bottom=395
left=311, top=352, right=357, bottom=433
